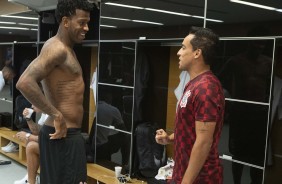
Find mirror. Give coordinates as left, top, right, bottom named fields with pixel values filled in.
left=95, top=126, right=131, bottom=173
left=221, top=159, right=263, bottom=184
left=95, top=84, right=133, bottom=173
left=214, top=38, right=274, bottom=103
left=99, top=42, right=135, bottom=87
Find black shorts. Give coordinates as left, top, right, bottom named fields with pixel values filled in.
left=39, top=125, right=87, bottom=184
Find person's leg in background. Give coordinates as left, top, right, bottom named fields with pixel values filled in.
left=250, top=167, right=263, bottom=184
left=232, top=162, right=244, bottom=184
left=26, top=141, right=40, bottom=184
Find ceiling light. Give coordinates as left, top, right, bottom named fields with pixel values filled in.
left=30, top=28, right=38, bottom=31
left=0, top=15, right=38, bottom=20
left=192, top=15, right=223, bottom=22
left=230, top=0, right=276, bottom=11
left=0, top=26, right=29, bottom=30
left=101, top=16, right=164, bottom=26
left=192, top=15, right=204, bottom=19
left=100, top=24, right=117, bottom=28
left=132, top=20, right=163, bottom=25
left=105, top=2, right=143, bottom=9
left=145, top=8, right=191, bottom=17
left=100, top=16, right=130, bottom=21
left=0, top=21, right=16, bottom=25
left=104, top=2, right=223, bottom=23
left=206, top=18, right=224, bottom=23
left=18, top=23, right=38, bottom=27
left=122, top=46, right=135, bottom=50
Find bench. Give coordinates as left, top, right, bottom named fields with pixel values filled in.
left=0, top=127, right=27, bottom=165
left=0, top=127, right=146, bottom=184
left=87, top=164, right=146, bottom=184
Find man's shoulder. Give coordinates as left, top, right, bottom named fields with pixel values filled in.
left=194, top=73, right=222, bottom=92
left=40, top=38, right=68, bottom=59
left=42, top=37, right=67, bottom=52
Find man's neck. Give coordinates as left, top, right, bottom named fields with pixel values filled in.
left=189, top=66, right=210, bottom=80
left=56, top=27, right=74, bottom=48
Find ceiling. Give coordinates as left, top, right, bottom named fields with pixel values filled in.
left=0, top=0, right=39, bottom=39
left=0, top=0, right=281, bottom=39
left=100, top=0, right=282, bottom=29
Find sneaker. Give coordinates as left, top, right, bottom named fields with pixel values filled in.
left=1, top=141, right=13, bottom=150
left=14, top=174, right=28, bottom=184
left=36, top=175, right=40, bottom=184
left=2, top=142, right=19, bottom=153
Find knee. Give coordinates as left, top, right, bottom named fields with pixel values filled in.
left=26, top=141, right=39, bottom=154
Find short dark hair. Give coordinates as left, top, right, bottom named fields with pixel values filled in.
left=2, top=65, right=15, bottom=74
left=2, top=65, right=15, bottom=80
left=189, top=26, right=219, bottom=65
left=55, top=0, right=94, bottom=24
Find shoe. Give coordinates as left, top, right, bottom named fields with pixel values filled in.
left=13, top=174, right=39, bottom=184
left=36, top=174, right=40, bottom=184
left=1, top=141, right=14, bottom=152
left=2, top=142, right=19, bottom=153
left=2, top=142, right=19, bottom=152
left=14, top=174, right=28, bottom=184
left=0, top=160, right=11, bottom=165
left=1, top=141, right=13, bottom=150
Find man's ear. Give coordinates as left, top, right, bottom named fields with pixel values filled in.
left=194, top=49, right=202, bottom=59
left=62, top=16, right=70, bottom=28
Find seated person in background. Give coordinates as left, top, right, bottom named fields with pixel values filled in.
left=87, top=89, right=127, bottom=164
left=0, top=65, right=15, bottom=92
left=1, top=66, right=17, bottom=153
left=14, top=105, right=48, bottom=184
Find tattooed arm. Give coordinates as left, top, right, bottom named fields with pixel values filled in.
left=26, top=119, right=42, bottom=135
left=16, top=39, right=67, bottom=139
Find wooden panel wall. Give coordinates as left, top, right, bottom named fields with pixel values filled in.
left=166, top=46, right=181, bottom=158
left=88, top=47, right=98, bottom=133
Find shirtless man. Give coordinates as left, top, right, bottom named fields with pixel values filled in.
left=16, top=0, right=93, bottom=183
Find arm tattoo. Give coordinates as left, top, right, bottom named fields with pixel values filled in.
left=27, top=121, right=42, bottom=135
left=198, top=122, right=209, bottom=132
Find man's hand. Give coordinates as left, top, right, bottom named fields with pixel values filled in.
left=22, top=108, right=30, bottom=117
left=49, top=113, right=67, bottom=139
left=155, top=129, right=170, bottom=145
left=15, top=131, right=28, bottom=143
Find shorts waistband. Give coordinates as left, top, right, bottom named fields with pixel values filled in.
left=42, top=124, right=81, bottom=134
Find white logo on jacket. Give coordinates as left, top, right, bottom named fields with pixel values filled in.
left=180, top=90, right=191, bottom=108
